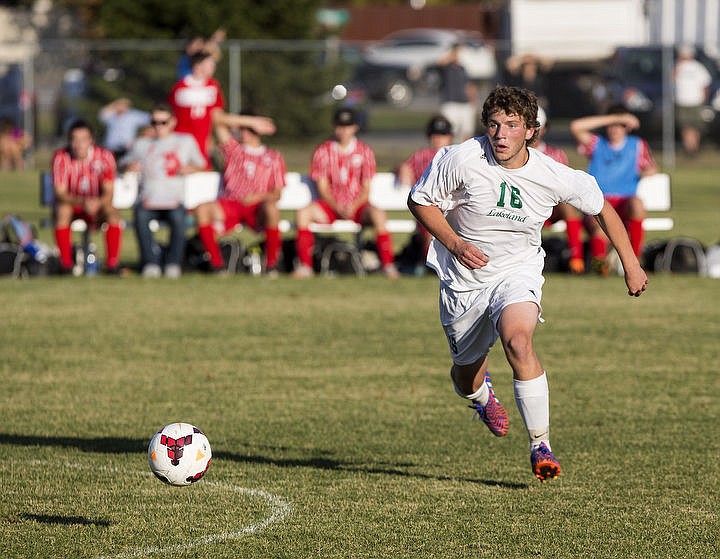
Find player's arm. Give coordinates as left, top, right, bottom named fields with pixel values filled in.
left=593, top=200, right=648, bottom=297
left=397, top=162, right=415, bottom=188
left=407, top=198, right=488, bottom=270
left=315, top=176, right=341, bottom=213
left=570, top=113, right=640, bottom=146
left=212, top=110, right=276, bottom=136
left=347, top=178, right=370, bottom=216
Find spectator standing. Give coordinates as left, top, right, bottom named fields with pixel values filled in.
left=292, top=107, right=398, bottom=278
left=169, top=50, right=226, bottom=168
left=169, top=50, right=275, bottom=169
left=176, top=28, right=226, bottom=80
left=570, top=105, right=658, bottom=274
left=437, top=43, right=477, bottom=143
left=120, top=104, right=206, bottom=278
left=0, top=117, right=31, bottom=171
left=51, top=119, right=122, bottom=274
left=532, top=107, right=585, bottom=274
left=194, top=113, right=287, bottom=275
left=408, top=85, right=648, bottom=483
left=674, top=44, right=712, bottom=156
left=504, top=53, right=554, bottom=110
left=98, top=98, right=151, bottom=161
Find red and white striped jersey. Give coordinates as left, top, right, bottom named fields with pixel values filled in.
left=51, top=146, right=116, bottom=198
left=402, top=147, right=439, bottom=184
left=168, top=76, right=225, bottom=161
left=536, top=142, right=569, bottom=166
left=219, top=137, right=287, bottom=201
left=310, top=138, right=376, bottom=208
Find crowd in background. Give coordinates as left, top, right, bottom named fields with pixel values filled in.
left=4, top=32, right=706, bottom=279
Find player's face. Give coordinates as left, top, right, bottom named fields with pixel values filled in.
left=430, top=133, right=453, bottom=150
left=150, top=111, right=175, bottom=138
left=334, top=123, right=358, bottom=145
left=486, top=110, right=535, bottom=169
left=70, top=128, right=93, bottom=159
left=606, top=122, right=628, bottom=144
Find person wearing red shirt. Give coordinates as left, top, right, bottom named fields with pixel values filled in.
left=397, top=114, right=454, bottom=273
left=169, top=50, right=277, bottom=169
left=195, top=114, right=287, bottom=275
left=532, top=107, right=586, bottom=274
left=292, top=108, right=398, bottom=278
left=51, top=119, right=122, bottom=274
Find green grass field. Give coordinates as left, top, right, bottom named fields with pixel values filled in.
left=0, top=158, right=719, bottom=558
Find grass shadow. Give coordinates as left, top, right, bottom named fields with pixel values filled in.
left=0, top=433, right=528, bottom=490
left=20, top=513, right=111, bottom=527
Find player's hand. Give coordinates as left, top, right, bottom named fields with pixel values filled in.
left=250, top=116, right=276, bottom=136
left=622, top=113, right=641, bottom=131
left=451, top=240, right=489, bottom=270
left=625, top=265, right=648, bottom=297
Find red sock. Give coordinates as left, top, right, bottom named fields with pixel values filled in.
left=376, top=231, right=395, bottom=266
left=198, top=224, right=223, bottom=268
left=296, top=228, right=314, bottom=268
left=105, top=224, right=122, bottom=269
left=264, top=227, right=281, bottom=269
left=590, top=236, right=607, bottom=259
left=54, top=226, right=73, bottom=269
left=628, top=219, right=644, bottom=257
left=565, top=219, right=584, bottom=261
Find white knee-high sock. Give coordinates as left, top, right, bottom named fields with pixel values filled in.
left=451, top=370, right=489, bottom=405
left=514, top=372, right=550, bottom=450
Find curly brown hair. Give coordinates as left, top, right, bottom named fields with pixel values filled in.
left=481, top=86, right=539, bottom=144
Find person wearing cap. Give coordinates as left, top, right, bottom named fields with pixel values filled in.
left=532, top=107, right=586, bottom=274
left=292, top=107, right=399, bottom=278
left=570, top=104, right=659, bottom=275
left=194, top=111, right=287, bottom=275
left=397, top=114, right=455, bottom=273
left=674, top=44, right=712, bottom=156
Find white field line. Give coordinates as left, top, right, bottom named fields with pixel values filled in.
left=16, top=459, right=292, bottom=558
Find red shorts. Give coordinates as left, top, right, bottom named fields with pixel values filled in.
left=605, top=196, right=633, bottom=221
left=316, top=200, right=369, bottom=223
left=218, top=199, right=262, bottom=232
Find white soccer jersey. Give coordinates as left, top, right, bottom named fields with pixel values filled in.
left=410, top=136, right=604, bottom=291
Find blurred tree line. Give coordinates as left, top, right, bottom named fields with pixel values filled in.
left=53, top=0, right=349, bottom=139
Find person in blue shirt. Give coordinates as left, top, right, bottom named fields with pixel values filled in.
left=570, top=105, right=658, bottom=274
left=98, top=98, right=151, bottom=161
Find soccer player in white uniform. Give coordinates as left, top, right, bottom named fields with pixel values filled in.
left=408, top=86, right=648, bottom=482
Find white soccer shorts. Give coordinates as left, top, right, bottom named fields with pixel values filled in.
left=439, top=273, right=544, bottom=365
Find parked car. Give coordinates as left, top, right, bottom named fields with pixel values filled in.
left=351, top=28, right=497, bottom=108
left=592, top=45, right=720, bottom=140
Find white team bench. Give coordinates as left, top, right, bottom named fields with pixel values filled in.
left=41, top=170, right=417, bottom=236
left=177, top=170, right=416, bottom=235
left=549, top=173, right=674, bottom=233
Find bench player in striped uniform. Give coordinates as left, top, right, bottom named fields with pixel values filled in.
left=51, top=119, right=122, bottom=274
left=409, top=86, right=648, bottom=482
left=195, top=113, right=287, bottom=274
left=292, top=108, right=398, bottom=278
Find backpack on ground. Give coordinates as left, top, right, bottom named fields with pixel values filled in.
left=641, top=237, right=707, bottom=275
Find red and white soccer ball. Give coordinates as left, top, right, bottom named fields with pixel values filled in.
left=147, top=423, right=212, bottom=486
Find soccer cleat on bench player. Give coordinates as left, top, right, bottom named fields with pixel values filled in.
left=530, top=442, right=561, bottom=483
left=468, top=371, right=509, bottom=437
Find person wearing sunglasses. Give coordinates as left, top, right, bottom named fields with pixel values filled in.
left=120, top=104, right=206, bottom=278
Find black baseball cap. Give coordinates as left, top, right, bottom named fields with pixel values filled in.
left=333, top=108, right=358, bottom=126
left=426, top=115, right=453, bottom=137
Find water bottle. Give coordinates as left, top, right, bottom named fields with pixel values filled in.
left=84, top=243, right=98, bottom=276
left=244, top=246, right=262, bottom=276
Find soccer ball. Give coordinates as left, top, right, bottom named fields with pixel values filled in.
left=147, top=422, right=212, bottom=486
